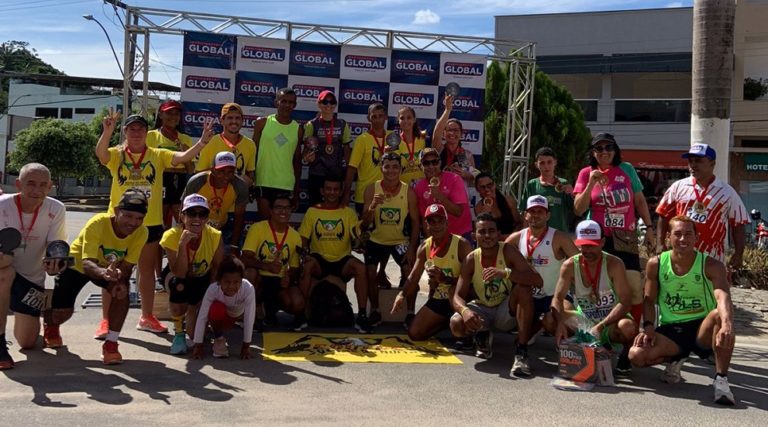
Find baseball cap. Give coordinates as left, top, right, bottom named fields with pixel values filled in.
left=591, top=132, right=617, bottom=146
left=682, top=143, right=716, bottom=160
left=159, top=100, right=182, bottom=112
left=420, top=147, right=439, bottom=162
left=574, top=220, right=603, bottom=247
left=220, top=102, right=243, bottom=118
left=124, top=114, right=148, bottom=129
left=116, top=188, right=148, bottom=214
left=526, top=195, right=549, bottom=211
left=214, top=151, right=237, bottom=169
left=317, top=90, right=336, bottom=102
left=424, top=203, right=448, bottom=219
left=182, top=193, right=210, bottom=212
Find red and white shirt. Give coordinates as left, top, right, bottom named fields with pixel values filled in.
left=656, top=176, right=749, bottom=262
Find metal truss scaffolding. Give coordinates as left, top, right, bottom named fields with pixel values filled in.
left=112, top=2, right=535, bottom=197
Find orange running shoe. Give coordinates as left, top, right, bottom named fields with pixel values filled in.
left=136, top=315, right=168, bottom=334
left=43, top=325, right=63, bottom=348
left=94, top=319, right=109, bottom=340
left=101, top=340, right=123, bottom=365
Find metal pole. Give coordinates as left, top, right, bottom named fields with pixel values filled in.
left=142, top=30, right=150, bottom=116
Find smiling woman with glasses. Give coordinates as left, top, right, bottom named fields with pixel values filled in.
left=474, top=172, right=523, bottom=240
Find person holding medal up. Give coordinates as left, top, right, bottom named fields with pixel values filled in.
left=95, top=110, right=213, bottom=337
left=303, top=91, right=352, bottom=206
left=0, top=163, right=67, bottom=369
left=360, top=152, right=421, bottom=327
left=518, top=147, right=574, bottom=232
left=392, top=204, right=472, bottom=341
left=395, top=93, right=452, bottom=185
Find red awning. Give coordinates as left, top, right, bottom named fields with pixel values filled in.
left=620, top=149, right=688, bottom=170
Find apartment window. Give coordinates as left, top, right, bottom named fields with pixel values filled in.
left=75, top=107, right=96, bottom=114
left=575, top=100, right=598, bottom=122
left=35, top=107, right=58, bottom=118
left=60, top=108, right=73, bottom=119
left=614, top=100, right=691, bottom=122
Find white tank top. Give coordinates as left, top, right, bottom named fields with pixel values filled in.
left=573, top=252, right=617, bottom=324
left=518, top=227, right=560, bottom=298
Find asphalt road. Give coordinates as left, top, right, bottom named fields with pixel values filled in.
left=2, top=211, right=767, bottom=425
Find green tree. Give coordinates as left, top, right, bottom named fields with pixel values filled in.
left=8, top=118, right=99, bottom=194
left=1, top=40, right=64, bottom=112
left=483, top=61, right=591, bottom=185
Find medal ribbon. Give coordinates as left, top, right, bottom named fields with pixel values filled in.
left=480, top=247, right=498, bottom=269
left=580, top=255, right=602, bottom=299
left=381, top=181, right=400, bottom=199
left=692, top=178, right=710, bottom=206
left=269, top=220, right=289, bottom=255
left=220, top=133, right=241, bottom=152
left=160, top=126, right=180, bottom=146
left=125, top=146, right=147, bottom=172
left=429, top=234, right=451, bottom=261
left=186, top=237, right=201, bottom=264
left=211, top=180, right=229, bottom=211
left=15, top=194, right=41, bottom=246
left=400, top=131, right=415, bottom=162
left=370, top=130, right=385, bottom=155
left=526, top=227, right=549, bottom=261
left=324, top=119, right=335, bottom=147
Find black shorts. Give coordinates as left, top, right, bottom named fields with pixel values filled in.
left=10, top=273, right=46, bottom=317
left=355, top=202, right=364, bottom=216
left=656, top=318, right=714, bottom=361
left=363, top=240, right=408, bottom=266
left=168, top=274, right=210, bottom=305
left=311, top=254, right=353, bottom=278
left=162, top=172, right=189, bottom=204
left=257, top=276, right=284, bottom=315
left=604, top=235, right=641, bottom=271
left=307, top=174, right=325, bottom=206
left=424, top=297, right=454, bottom=318
left=533, top=294, right=573, bottom=320
left=255, top=186, right=291, bottom=203
left=51, top=268, right=111, bottom=310
left=147, top=225, right=164, bottom=244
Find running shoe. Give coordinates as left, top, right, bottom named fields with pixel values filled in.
left=212, top=337, right=229, bottom=358
left=713, top=375, right=736, bottom=406
left=170, top=333, right=187, bottom=355
left=660, top=358, right=687, bottom=384
left=511, top=354, right=532, bottom=377
left=474, top=330, right=494, bottom=359
left=291, top=314, right=308, bottom=332
left=101, top=341, right=123, bottom=365
left=43, top=325, right=63, bottom=349
left=368, top=310, right=383, bottom=327
left=452, top=338, right=473, bottom=351
left=137, top=315, right=168, bottom=334
left=0, top=340, right=13, bottom=370
left=355, top=312, right=372, bottom=334
left=93, top=319, right=109, bottom=340
left=615, top=352, right=632, bottom=378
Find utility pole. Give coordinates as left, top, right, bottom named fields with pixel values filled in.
left=691, top=0, right=736, bottom=183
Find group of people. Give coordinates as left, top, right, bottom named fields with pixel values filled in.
left=0, top=88, right=750, bottom=406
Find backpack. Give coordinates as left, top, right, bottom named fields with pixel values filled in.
left=309, top=280, right=354, bottom=327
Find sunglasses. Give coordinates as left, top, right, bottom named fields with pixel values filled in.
left=421, top=159, right=440, bottom=166
left=593, top=144, right=616, bottom=153
left=320, top=99, right=337, bottom=106
left=185, top=209, right=209, bottom=218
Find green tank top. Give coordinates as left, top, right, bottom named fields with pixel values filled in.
left=657, top=250, right=716, bottom=326
left=256, top=114, right=300, bottom=190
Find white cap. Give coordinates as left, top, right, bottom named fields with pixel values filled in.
left=214, top=151, right=237, bottom=169
left=526, top=195, right=549, bottom=211
left=182, top=193, right=209, bottom=212
left=574, top=220, right=602, bottom=247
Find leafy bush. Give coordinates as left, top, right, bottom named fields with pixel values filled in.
left=743, top=77, right=768, bottom=101
left=735, top=247, right=768, bottom=290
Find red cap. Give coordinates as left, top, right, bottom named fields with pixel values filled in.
left=317, top=90, right=335, bottom=102
left=424, top=203, right=448, bottom=219
left=159, top=100, right=182, bottom=112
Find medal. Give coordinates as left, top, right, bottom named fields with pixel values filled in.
left=445, top=82, right=461, bottom=97
left=424, top=260, right=434, bottom=269
left=429, top=176, right=440, bottom=187
left=408, top=159, right=415, bottom=168
left=482, top=197, right=494, bottom=207
left=14, top=194, right=41, bottom=251
left=554, top=181, right=564, bottom=193
left=580, top=255, right=602, bottom=306
left=385, top=132, right=401, bottom=150
left=693, top=201, right=706, bottom=213
left=692, top=178, right=711, bottom=215
left=323, top=118, right=335, bottom=155
left=325, top=144, right=335, bottom=155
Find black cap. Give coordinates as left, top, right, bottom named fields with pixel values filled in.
left=124, top=114, right=149, bottom=129
left=591, top=132, right=617, bottom=146
left=116, top=188, right=148, bottom=214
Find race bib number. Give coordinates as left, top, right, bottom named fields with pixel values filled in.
left=434, top=284, right=451, bottom=300
left=21, top=287, right=46, bottom=311
left=604, top=213, right=625, bottom=228
left=577, top=292, right=616, bottom=322
left=686, top=207, right=708, bottom=224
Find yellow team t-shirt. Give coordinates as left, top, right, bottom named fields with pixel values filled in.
left=70, top=213, right=148, bottom=274
left=196, top=179, right=237, bottom=228
left=106, top=146, right=176, bottom=227
left=397, top=134, right=427, bottom=185
left=145, top=129, right=194, bottom=172
left=348, top=131, right=391, bottom=203
left=195, top=133, right=256, bottom=176
left=160, top=224, right=222, bottom=278
left=243, top=220, right=302, bottom=278
left=369, top=180, right=409, bottom=246
left=299, top=206, right=359, bottom=262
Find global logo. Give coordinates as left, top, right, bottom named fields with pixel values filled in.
left=293, top=84, right=335, bottom=99
left=188, top=42, right=232, bottom=57
left=183, top=111, right=221, bottom=127
left=239, top=80, right=278, bottom=95
left=393, top=92, right=434, bottom=106
left=443, top=62, right=484, bottom=76
left=394, top=59, right=435, bottom=73
left=241, top=45, right=285, bottom=61
left=460, top=130, right=480, bottom=144
left=343, top=88, right=384, bottom=103
left=243, top=115, right=259, bottom=128
left=294, top=50, right=336, bottom=65
left=185, top=75, right=231, bottom=91
left=345, top=55, right=387, bottom=70
left=451, top=96, right=481, bottom=110
left=348, top=122, right=371, bottom=137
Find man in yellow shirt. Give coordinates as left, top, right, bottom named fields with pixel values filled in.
left=299, top=177, right=370, bottom=332
left=196, top=103, right=256, bottom=186
left=46, top=189, right=149, bottom=365
left=342, top=103, right=389, bottom=213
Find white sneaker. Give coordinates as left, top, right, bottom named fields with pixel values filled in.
left=660, top=358, right=687, bottom=384
left=212, top=337, right=229, bottom=358
left=511, top=354, right=532, bottom=377
left=713, top=376, right=736, bottom=406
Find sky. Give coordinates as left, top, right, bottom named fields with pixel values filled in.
left=0, top=0, right=693, bottom=87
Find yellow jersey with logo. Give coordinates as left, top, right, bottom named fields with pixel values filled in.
left=397, top=135, right=426, bottom=185
left=195, top=179, right=237, bottom=228
left=106, top=146, right=175, bottom=227
left=471, top=243, right=513, bottom=307
left=348, top=131, right=392, bottom=203
left=70, top=213, right=148, bottom=274
left=195, top=133, right=256, bottom=176
left=145, top=129, right=194, bottom=172
left=370, top=180, right=408, bottom=246
left=160, top=224, right=221, bottom=278
left=299, top=206, right=359, bottom=262
left=243, top=220, right=302, bottom=278
left=425, top=234, right=462, bottom=300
